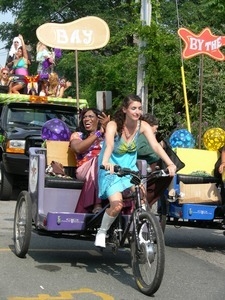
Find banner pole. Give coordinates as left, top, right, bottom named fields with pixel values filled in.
left=75, top=49, right=80, bottom=113
left=181, top=65, right=191, bottom=132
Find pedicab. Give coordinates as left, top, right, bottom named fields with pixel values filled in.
left=13, top=138, right=170, bottom=296
left=165, top=137, right=225, bottom=232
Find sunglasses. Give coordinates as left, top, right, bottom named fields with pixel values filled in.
left=2, top=72, right=9, bottom=75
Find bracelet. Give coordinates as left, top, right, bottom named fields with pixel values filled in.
left=95, top=130, right=102, bottom=138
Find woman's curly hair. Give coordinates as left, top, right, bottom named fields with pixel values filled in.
left=113, top=94, right=142, bottom=137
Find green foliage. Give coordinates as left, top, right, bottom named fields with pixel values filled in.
left=1, top=0, right=225, bottom=146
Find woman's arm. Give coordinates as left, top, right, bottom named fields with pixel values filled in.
left=101, top=121, right=116, bottom=171
left=70, top=132, right=102, bottom=154
left=18, top=34, right=28, bottom=60
left=219, top=147, right=225, bottom=174
left=98, top=112, right=110, bottom=131
left=57, top=85, right=65, bottom=98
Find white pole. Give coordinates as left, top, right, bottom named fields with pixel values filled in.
left=136, top=0, right=152, bottom=113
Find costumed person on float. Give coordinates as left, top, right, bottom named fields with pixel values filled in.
left=6, top=37, right=22, bottom=71
left=36, top=42, right=55, bottom=78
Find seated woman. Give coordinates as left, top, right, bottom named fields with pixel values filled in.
left=0, top=68, right=11, bottom=93
left=70, top=108, right=110, bottom=213
left=48, top=72, right=71, bottom=98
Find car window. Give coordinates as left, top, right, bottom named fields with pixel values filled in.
left=7, top=106, right=78, bottom=130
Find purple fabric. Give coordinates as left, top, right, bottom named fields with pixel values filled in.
left=54, top=48, right=62, bottom=59
left=42, top=58, right=52, bottom=69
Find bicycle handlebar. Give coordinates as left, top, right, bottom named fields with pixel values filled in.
left=100, top=164, right=169, bottom=179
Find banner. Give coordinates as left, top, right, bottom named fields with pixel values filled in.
left=36, top=16, right=110, bottom=50
left=178, top=27, right=225, bottom=61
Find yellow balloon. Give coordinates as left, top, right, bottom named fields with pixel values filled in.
left=203, top=128, right=225, bottom=150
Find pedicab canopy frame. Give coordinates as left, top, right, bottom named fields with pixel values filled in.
left=36, top=16, right=110, bottom=111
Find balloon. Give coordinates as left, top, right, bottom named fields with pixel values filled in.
left=169, top=129, right=195, bottom=148
left=41, top=118, right=71, bottom=141
left=203, top=127, right=225, bottom=151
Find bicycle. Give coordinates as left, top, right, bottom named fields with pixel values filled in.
left=98, top=164, right=168, bottom=296
left=13, top=146, right=168, bottom=296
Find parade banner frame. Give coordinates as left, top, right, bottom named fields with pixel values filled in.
left=36, top=16, right=110, bottom=111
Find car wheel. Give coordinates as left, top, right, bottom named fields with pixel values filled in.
left=0, top=162, right=13, bottom=200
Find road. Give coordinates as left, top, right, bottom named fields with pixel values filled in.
left=1, top=200, right=225, bottom=300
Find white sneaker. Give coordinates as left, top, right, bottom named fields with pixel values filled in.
left=95, top=230, right=106, bottom=248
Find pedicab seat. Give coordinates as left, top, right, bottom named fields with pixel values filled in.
left=43, top=141, right=84, bottom=189
left=168, top=148, right=222, bottom=205
left=177, top=174, right=220, bottom=184
left=44, top=175, right=84, bottom=189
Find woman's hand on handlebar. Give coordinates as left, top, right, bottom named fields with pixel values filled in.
left=167, top=164, right=177, bottom=176
left=101, top=162, right=115, bottom=174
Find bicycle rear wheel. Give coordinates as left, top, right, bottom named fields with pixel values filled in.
left=130, top=211, right=165, bottom=296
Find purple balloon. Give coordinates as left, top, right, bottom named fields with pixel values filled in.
left=41, top=118, right=71, bottom=141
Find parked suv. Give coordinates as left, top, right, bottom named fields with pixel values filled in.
left=0, top=97, right=86, bottom=200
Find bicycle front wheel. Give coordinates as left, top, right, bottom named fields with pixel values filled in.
left=130, top=211, right=165, bottom=296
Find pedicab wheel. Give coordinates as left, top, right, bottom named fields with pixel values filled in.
left=130, top=211, right=165, bottom=296
left=147, top=200, right=167, bottom=234
left=13, top=191, right=32, bottom=258
left=159, top=194, right=168, bottom=233
left=160, top=214, right=167, bottom=233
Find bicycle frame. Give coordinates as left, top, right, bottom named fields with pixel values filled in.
left=117, top=184, right=143, bottom=249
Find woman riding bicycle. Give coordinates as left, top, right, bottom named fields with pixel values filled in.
left=95, top=94, right=177, bottom=248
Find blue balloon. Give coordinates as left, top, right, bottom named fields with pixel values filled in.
left=169, top=129, right=195, bottom=148
left=42, top=118, right=71, bottom=141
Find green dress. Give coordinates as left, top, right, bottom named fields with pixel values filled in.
left=137, top=134, right=159, bottom=164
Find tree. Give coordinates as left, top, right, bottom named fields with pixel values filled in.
left=1, top=0, right=225, bottom=143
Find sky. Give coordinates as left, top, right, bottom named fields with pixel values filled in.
left=0, top=11, right=14, bottom=68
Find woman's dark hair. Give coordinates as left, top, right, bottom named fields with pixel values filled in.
left=113, top=94, right=142, bottom=136
left=142, top=113, right=159, bottom=126
left=77, top=107, right=102, bottom=139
